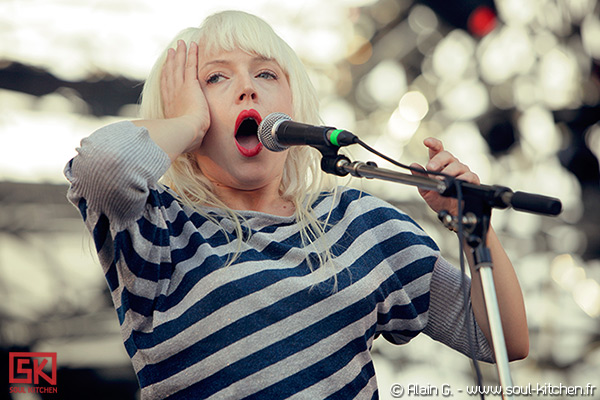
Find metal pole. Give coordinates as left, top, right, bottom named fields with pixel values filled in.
left=478, top=265, right=514, bottom=400
left=339, top=160, right=518, bottom=398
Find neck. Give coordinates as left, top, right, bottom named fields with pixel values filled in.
left=211, top=183, right=295, bottom=217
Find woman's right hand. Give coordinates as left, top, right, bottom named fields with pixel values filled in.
left=160, top=40, right=210, bottom=151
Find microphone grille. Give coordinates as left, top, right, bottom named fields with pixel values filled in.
left=258, top=112, right=291, bottom=152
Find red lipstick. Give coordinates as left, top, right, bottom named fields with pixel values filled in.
left=234, top=109, right=262, bottom=157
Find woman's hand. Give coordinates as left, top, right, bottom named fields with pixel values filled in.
left=412, top=138, right=529, bottom=360
left=410, top=137, right=480, bottom=215
left=160, top=40, right=210, bottom=149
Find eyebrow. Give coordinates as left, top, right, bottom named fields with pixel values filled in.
left=200, top=55, right=277, bottom=69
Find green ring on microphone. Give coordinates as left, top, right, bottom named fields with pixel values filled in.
left=330, top=129, right=344, bottom=147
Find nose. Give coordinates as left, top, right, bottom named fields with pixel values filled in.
left=239, top=90, right=256, bottom=102
left=238, top=87, right=257, bottom=102
left=237, top=76, right=257, bottom=103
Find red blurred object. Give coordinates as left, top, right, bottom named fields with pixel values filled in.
left=468, top=6, right=497, bottom=36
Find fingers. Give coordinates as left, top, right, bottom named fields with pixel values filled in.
left=422, top=138, right=480, bottom=184
left=410, top=163, right=431, bottom=197
left=174, top=40, right=187, bottom=86
left=424, top=137, right=444, bottom=160
left=161, top=48, right=174, bottom=111
left=427, top=155, right=479, bottom=184
left=160, top=40, right=202, bottom=119
left=162, top=40, right=196, bottom=88
left=184, top=41, right=199, bottom=83
left=409, top=162, right=426, bottom=176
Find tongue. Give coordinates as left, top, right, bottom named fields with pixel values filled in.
left=236, top=134, right=260, bottom=150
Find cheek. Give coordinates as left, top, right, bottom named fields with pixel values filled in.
left=195, top=127, right=226, bottom=159
left=273, top=151, right=290, bottom=172
left=201, top=108, right=230, bottom=147
left=280, top=88, right=294, bottom=116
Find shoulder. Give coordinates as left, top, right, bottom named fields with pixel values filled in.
left=314, top=186, right=417, bottom=223
left=313, top=186, right=436, bottom=246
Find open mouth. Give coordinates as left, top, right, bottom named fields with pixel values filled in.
left=234, top=109, right=262, bottom=157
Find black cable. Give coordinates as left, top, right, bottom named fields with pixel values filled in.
left=355, top=138, right=450, bottom=177
left=455, top=182, right=485, bottom=400
left=354, top=138, right=486, bottom=398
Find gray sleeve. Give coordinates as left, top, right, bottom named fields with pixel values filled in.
left=423, top=257, right=495, bottom=363
left=64, top=121, right=171, bottom=226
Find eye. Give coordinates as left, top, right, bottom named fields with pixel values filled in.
left=206, top=73, right=226, bottom=84
left=256, top=70, right=277, bottom=80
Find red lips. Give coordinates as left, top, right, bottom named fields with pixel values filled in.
left=234, top=109, right=262, bottom=157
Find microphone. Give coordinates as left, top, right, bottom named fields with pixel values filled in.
left=258, top=112, right=358, bottom=152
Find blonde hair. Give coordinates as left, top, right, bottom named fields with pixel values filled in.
left=139, top=10, right=338, bottom=271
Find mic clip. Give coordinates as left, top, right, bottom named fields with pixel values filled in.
left=313, top=144, right=352, bottom=177
left=438, top=210, right=478, bottom=233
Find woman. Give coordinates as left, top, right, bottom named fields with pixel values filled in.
left=65, top=10, right=528, bottom=400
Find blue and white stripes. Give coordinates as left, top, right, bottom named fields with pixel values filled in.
left=65, top=121, right=493, bottom=399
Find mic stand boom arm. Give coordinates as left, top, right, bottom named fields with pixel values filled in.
left=319, top=151, right=561, bottom=400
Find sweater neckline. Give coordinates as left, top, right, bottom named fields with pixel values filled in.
left=200, top=205, right=297, bottom=223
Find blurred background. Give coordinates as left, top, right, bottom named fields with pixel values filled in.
left=1, top=0, right=599, bottom=398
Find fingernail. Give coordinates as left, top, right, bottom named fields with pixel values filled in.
left=427, top=162, right=438, bottom=170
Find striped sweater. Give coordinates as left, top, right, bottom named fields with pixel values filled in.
left=64, top=121, right=493, bottom=399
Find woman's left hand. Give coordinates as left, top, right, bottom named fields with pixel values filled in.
left=410, top=137, right=480, bottom=215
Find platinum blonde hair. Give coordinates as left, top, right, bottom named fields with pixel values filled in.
left=139, top=10, right=338, bottom=272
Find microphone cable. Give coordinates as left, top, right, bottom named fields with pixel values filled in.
left=353, top=137, right=486, bottom=399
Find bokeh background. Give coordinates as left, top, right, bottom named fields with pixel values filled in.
left=1, top=0, right=599, bottom=399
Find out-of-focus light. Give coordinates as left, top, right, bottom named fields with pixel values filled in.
left=489, top=83, right=514, bottom=109
left=438, top=79, right=489, bottom=120
left=500, top=157, right=582, bottom=224
left=531, top=161, right=583, bottom=223
left=408, top=5, right=438, bottom=34
left=347, top=35, right=373, bottom=65
left=539, top=47, right=581, bottom=109
left=505, top=208, right=542, bottom=237
left=364, top=60, right=407, bottom=106
left=551, top=254, right=586, bottom=291
left=295, top=28, right=348, bottom=64
left=387, top=108, right=420, bottom=142
left=551, top=254, right=600, bottom=318
left=0, top=0, right=365, bottom=81
left=533, top=30, right=559, bottom=56
left=439, top=122, right=491, bottom=182
left=547, top=225, right=587, bottom=255
left=581, top=13, right=600, bottom=59
left=467, top=6, right=497, bottom=37
left=369, top=0, right=403, bottom=25
left=568, top=0, right=599, bottom=21
left=0, top=90, right=116, bottom=183
left=478, top=26, right=535, bottom=85
left=573, top=279, right=600, bottom=318
left=416, top=29, right=443, bottom=57
left=586, top=124, right=600, bottom=162
left=398, top=91, right=429, bottom=122
left=320, top=97, right=356, bottom=132
left=432, top=30, right=476, bottom=81
left=518, top=106, right=560, bottom=158
left=495, top=0, right=538, bottom=26
left=540, top=0, right=573, bottom=34
left=419, top=54, right=438, bottom=83
left=513, top=74, right=539, bottom=109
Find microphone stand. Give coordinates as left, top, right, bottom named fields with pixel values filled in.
left=316, top=148, right=562, bottom=400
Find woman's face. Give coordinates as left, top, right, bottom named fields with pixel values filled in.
left=193, top=46, right=294, bottom=192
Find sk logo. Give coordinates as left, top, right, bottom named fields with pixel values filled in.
left=8, top=352, right=58, bottom=386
